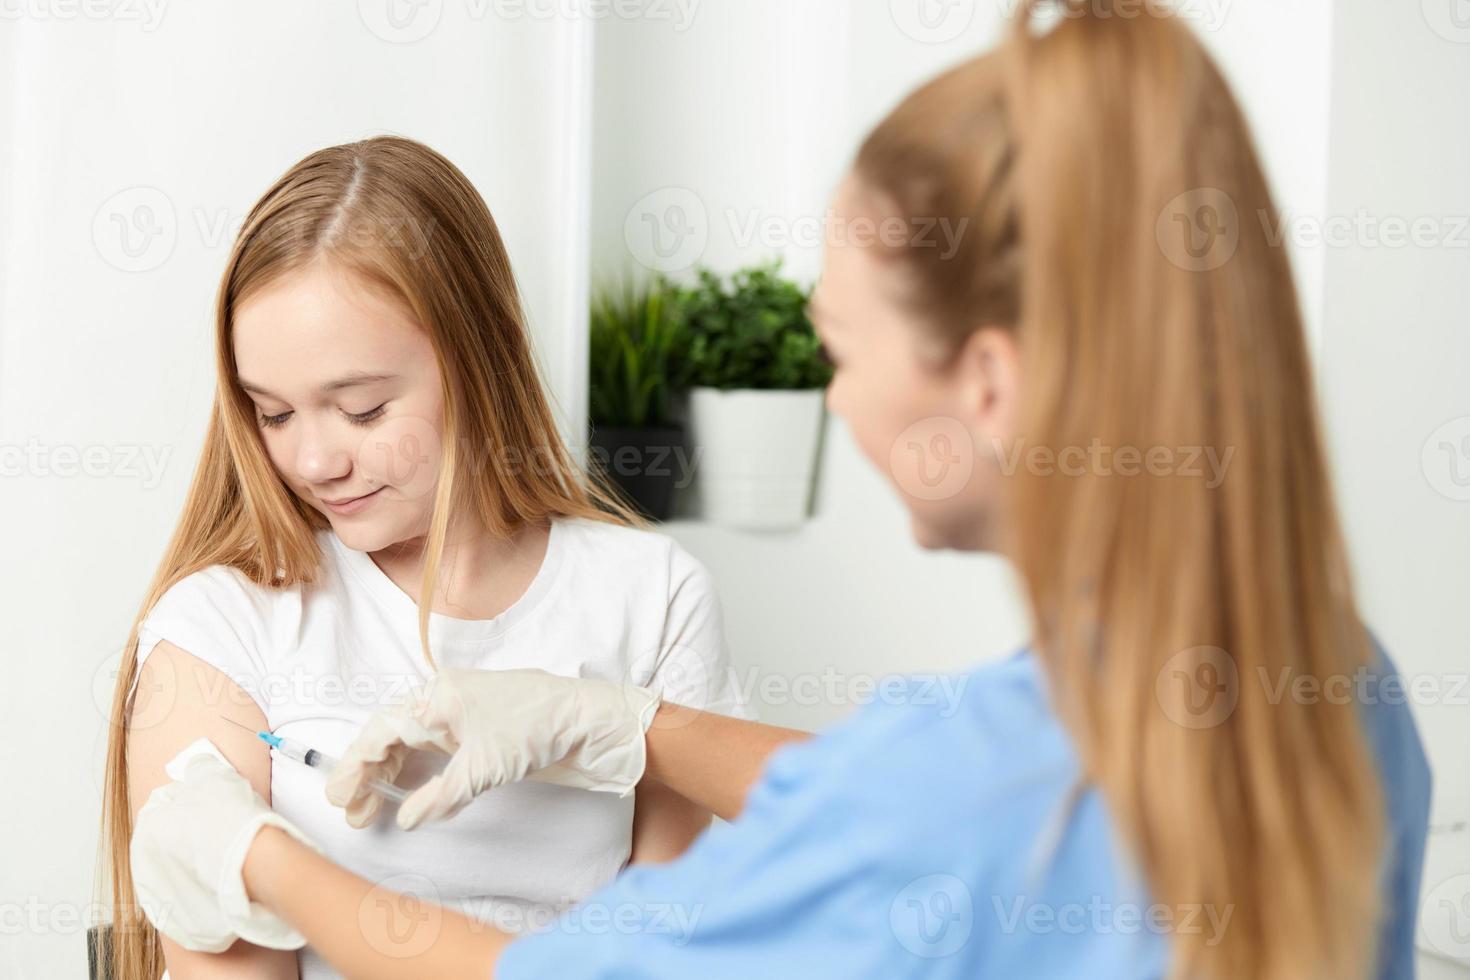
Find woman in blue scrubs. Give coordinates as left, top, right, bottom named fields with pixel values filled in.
left=129, top=3, right=1431, bottom=978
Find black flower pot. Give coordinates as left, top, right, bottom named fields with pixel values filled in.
left=589, top=424, right=687, bottom=522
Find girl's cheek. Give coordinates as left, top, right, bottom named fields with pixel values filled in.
left=355, top=414, right=443, bottom=502
left=259, top=433, right=294, bottom=480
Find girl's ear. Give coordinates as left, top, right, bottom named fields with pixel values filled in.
left=953, top=326, right=1020, bottom=445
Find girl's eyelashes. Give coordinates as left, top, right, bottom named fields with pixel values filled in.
left=346, top=404, right=387, bottom=426
left=816, top=342, right=837, bottom=367
left=255, top=404, right=387, bottom=429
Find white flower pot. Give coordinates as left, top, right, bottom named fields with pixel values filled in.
left=686, top=386, right=825, bottom=529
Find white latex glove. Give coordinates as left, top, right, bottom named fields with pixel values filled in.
left=325, top=667, right=661, bottom=831
left=130, top=738, right=322, bottom=953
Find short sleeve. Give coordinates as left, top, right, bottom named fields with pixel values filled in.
left=499, top=725, right=893, bottom=975
left=643, top=541, right=754, bottom=721
left=133, top=565, right=273, bottom=716
left=495, top=695, right=952, bottom=979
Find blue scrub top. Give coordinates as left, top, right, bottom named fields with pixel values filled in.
left=499, top=642, right=1430, bottom=979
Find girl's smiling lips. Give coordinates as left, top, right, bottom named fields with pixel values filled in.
left=321, top=487, right=384, bottom=515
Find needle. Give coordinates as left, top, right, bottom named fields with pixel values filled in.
left=221, top=716, right=263, bottom=736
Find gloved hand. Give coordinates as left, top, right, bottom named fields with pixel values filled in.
left=325, top=667, right=662, bottom=831
left=130, top=739, right=322, bottom=952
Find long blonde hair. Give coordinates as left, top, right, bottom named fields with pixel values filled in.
left=856, top=3, right=1383, bottom=978
left=98, top=135, right=638, bottom=978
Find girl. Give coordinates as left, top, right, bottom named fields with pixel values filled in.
left=101, top=136, right=751, bottom=979
left=129, top=3, right=1431, bottom=979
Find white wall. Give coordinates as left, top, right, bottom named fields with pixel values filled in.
left=593, top=0, right=1337, bottom=731
left=0, top=6, right=591, bottom=975
left=2, top=1, right=1464, bottom=975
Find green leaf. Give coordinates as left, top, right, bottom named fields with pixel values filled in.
left=665, top=260, right=832, bottom=391
left=588, top=277, right=689, bottom=429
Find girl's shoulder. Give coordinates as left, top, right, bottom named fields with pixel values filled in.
left=147, top=536, right=338, bottom=637
left=152, top=561, right=287, bottom=618
left=553, top=516, right=709, bottom=583
left=553, top=514, right=677, bottom=552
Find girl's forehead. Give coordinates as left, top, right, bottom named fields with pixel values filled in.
left=232, top=266, right=430, bottom=391
left=236, top=264, right=414, bottom=337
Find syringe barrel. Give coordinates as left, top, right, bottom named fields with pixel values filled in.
left=272, top=737, right=313, bottom=766
left=272, top=738, right=406, bottom=804
left=303, top=748, right=341, bottom=771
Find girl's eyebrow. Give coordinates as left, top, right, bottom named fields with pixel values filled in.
left=238, top=371, right=399, bottom=398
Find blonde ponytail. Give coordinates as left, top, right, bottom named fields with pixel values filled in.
left=855, top=3, right=1384, bottom=977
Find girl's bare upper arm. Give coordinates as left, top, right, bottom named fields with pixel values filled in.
left=629, top=778, right=713, bottom=866
left=126, top=639, right=300, bottom=979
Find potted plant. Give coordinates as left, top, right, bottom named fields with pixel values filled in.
left=670, top=263, right=832, bottom=529
left=588, top=278, right=688, bottom=521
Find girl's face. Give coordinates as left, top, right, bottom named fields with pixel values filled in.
left=232, top=259, right=447, bottom=554
left=810, top=176, right=1020, bottom=552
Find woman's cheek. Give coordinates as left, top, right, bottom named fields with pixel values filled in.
left=884, top=403, right=978, bottom=508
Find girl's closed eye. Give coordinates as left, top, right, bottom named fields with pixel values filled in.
left=256, top=404, right=387, bottom=429
left=345, top=403, right=387, bottom=426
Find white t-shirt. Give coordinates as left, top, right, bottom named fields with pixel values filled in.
left=132, top=516, right=751, bottom=980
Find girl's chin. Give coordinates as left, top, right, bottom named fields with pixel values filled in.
left=326, top=512, right=400, bottom=550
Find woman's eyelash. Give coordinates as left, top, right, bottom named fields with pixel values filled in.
left=256, top=405, right=386, bottom=429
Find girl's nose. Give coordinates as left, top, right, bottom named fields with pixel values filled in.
left=297, top=442, right=353, bottom=484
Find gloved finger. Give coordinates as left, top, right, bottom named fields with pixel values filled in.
left=326, top=709, right=439, bottom=807
left=345, top=791, right=382, bottom=829
left=411, top=676, right=471, bottom=748
left=395, top=774, right=461, bottom=831
left=341, top=744, right=410, bottom=829
left=395, top=751, right=489, bottom=831
left=333, top=748, right=403, bottom=826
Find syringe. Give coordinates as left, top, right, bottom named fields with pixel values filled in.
left=259, top=731, right=412, bottom=804
left=224, top=717, right=410, bottom=804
